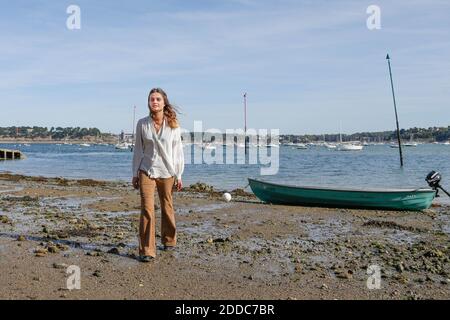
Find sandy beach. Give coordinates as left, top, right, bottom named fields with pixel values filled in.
left=0, top=172, right=449, bottom=300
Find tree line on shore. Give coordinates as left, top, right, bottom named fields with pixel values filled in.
left=1, top=125, right=449, bottom=143
left=0, top=126, right=114, bottom=140
left=281, top=126, right=450, bottom=143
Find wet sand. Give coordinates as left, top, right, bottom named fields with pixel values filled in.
left=0, top=173, right=449, bottom=300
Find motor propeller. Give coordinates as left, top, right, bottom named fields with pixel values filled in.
left=426, top=171, right=450, bottom=198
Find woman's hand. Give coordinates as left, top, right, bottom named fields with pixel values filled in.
left=132, top=176, right=140, bottom=190
left=175, top=178, right=183, bottom=191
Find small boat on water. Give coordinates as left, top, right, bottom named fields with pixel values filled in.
left=295, top=143, right=308, bottom=150
left=248, top=178, right=436, bottom=211
left=336, top=129, right=363, bottom=151
left=115, top=142, right=132, bottom=150
left=404, top=134, right=418, bottom=147
left=390, top=142, right=418, bottom=148
left=403, top=142, right=418, bottom=147
left=337, top=143, right=363, bottom=151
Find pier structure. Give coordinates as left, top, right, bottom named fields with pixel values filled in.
left=0, top=149, right=25, bottom=160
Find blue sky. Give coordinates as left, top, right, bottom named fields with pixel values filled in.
left=1, top=0, right=449, bottom=134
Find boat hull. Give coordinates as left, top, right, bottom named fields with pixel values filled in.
left=337, top=144, right=363, bottom=151
left=248, top=179, right=436, bottom=211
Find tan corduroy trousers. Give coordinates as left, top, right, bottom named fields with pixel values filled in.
left=138, top=171, right=176, bottom=257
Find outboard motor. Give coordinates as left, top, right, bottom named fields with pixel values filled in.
left=426, top=171, right=450, bottom=197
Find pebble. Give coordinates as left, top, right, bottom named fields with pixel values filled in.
left=107, top=247, right=120, bottom=255
left=335, top=270, right=353, bottom=280
left=57, top=244, right=69, bottom=251
left=396, top=262, right=405, bottom=273
left=0, top=215, right=11, bottom=224
left=93, top=270, right=101, bottom=277
left=47, top=246, right=59, bottom=253
left=53, top=263, right=68, bottom=269
left=86, top=251, right=101, bottom=256
left=17, top=235, right=26, bottom=241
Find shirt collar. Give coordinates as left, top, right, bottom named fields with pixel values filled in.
left=150, top=117, right=166, bottom=136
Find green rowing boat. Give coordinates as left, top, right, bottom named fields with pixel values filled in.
left=248, top=178, right=436, bottom=211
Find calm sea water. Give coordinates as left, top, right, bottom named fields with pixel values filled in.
left=1, top=143, right=450, bottom=204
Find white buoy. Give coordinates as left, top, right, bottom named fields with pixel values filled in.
left=223, top=192, right=232, bottom=202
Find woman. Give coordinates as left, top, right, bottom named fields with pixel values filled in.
left=132, top=88, right=184, bottom=262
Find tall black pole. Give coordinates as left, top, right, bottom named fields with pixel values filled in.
left=244, top=92, right=247, bottom=155
left=386, top=54, right=404, bottom=167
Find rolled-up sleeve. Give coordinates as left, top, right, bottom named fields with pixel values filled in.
left=132, top=119, right=144, bottom=178
left=172, top=127, right=185, bottom=180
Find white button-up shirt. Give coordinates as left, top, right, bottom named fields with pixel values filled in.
left=132, top=116, right=184, bottom=180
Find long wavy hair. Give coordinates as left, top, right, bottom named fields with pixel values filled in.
left=148, top=88, right=179, bottom=129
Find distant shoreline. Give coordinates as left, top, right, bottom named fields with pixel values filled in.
left=0, top=140, right=114, bottom=145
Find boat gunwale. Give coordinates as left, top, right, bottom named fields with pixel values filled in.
left=248, top=178, right=435, bottom=194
